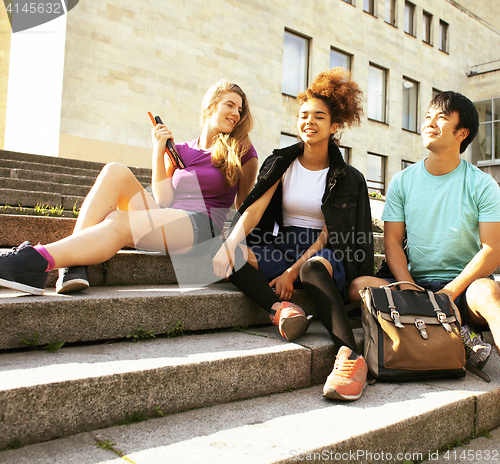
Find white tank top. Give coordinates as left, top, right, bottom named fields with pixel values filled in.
left=282, top=158, right=328, bottom=229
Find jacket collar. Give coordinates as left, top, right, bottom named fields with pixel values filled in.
left=273, top=141, right=346, bottom=181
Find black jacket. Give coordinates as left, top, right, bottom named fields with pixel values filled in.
left=231, top=142, right=374, bottom=296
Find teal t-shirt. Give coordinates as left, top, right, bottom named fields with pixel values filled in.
left=382, top=159, right=500, bottom=281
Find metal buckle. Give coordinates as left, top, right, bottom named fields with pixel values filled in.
left=391, top=308, right=404, bottom=328
left=436, top=311, right=452, bottom=332
left=415, top=318, right=428, bottom=339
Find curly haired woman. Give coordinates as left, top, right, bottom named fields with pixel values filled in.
left=212, top=69, right=373, bottom=401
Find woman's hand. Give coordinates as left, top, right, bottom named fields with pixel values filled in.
left=151, top=123, right=177, bottom=170
left=213, top=240, right=237, bottom=279
left=269, top=269, right=298, bottom=301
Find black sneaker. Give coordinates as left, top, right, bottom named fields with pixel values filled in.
left=56, top=266, right=89, bottom=294
left=0, top=241, right=48, bottom=295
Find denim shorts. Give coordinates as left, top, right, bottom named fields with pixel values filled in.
left=251, top=225, right=346, bottom=293
left=184, top=210, right=219, bottom=255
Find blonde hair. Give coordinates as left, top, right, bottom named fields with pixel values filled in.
left=200, top=80, right=253, bottom=187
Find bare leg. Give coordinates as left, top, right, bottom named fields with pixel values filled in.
left=466, top=278, right=500, bottom=353
left=45, top=208, right=194, bottom=269
left=348, top=276, right=391, bottom=303
left=74, top=162, right=159, bottom=234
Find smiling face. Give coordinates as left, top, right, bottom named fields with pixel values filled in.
left=421, top=107, right=469, bottom=154
left=297, top=99, right=338, bottom=146
left=206, top=91, right=243, bottom=135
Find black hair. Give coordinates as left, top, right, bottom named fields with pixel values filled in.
left=428, top=91, right=479, bottom=153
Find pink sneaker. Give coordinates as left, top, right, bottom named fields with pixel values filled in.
left=270, top=301, right=312, bottom=342
left=323, top=346, right=368, bottom=401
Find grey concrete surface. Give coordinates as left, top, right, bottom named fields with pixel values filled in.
left=1, top=282, right=298, bottom=349
left=421, top=426, right=500, bottom=464
left=0, top=330, right=313, bottom=448
left=1, top=354, right=499, bottom=464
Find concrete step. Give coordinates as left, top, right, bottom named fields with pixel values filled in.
left=0, top=282, right=325, bottom=350
left=1, top=344, right=499, bottom=463
left=0, top=177, right=92, bottom=197
left=0, top=149, right=151, bottom=178
left=0, top=187, right=85, bottom=210
left=0, top=321, right=362, bottom=449
left=0, top=164, right=151, bottom=188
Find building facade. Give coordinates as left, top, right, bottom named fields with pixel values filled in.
left=1, top=0, right=499, bottom=189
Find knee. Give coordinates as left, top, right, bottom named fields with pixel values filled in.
left=466, top=278, right=500, bottom=305
left=299, top=258, right=328, bottom=281
left=348, top=276, right=376, bottom=302
left=105, top=209, right=129, bottom=229
left=98, top=162, right=132, bottom=183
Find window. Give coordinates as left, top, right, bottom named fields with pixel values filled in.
left=282, top=30, right=309, bottom=97
left=280, top=133, right=299, bottom=148
left=404, top=1, right=415, bottom=36
left=367, top=153, right=386, bottom=194
left=368, top=64, right=387, bottom=123
left=432, top=88, right=442, bottom=100
left=339, top=146, right=350, bottom=163
left=471, top=98, right=500, bottom=164
left=422, top=11, right=432, bottom=44
left=402, top=78, right=418, bottom=132
left=385, top=0, right=396, bottom=26
left=342, top=0, right=353, bottom=4
left=439, top=20, right=449, bottom=53
left=330, top=48, right=351, bottom=71
left=402, top=160, right=414, bottom=169
left=364, top=0, right=375, bottom=15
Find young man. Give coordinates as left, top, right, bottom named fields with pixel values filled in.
left=350, top=91, right=500, bottom=368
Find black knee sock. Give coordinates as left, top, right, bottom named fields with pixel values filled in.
left=228, top=246, right=280, bottom=314
left=300, top=259, right=357, bottom=353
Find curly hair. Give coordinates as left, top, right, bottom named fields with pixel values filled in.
left=200, top=80, right=253, bottom=187
left=297, top=68, right=363, bottom=143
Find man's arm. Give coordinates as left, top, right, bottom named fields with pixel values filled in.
left=440, top=222, right=500, bottom=300
left=385, top=221, right=415, bottom=287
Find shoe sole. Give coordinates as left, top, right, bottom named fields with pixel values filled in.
left=279, top=315, right=313, bottom=342
left=56, top=279, right=90, bottom=294
left=0, top=277, right=44, bottom=295
left=323, top=381, right=366, bottom=401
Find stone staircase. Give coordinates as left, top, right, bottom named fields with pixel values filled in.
left=0, top=150, right=499, bottom=464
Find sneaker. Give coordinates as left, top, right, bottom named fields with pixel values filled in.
left=0, top=241, right=48, bottom=295
left=461, top=324, right=491, bottom=370
left=56, top=266, right=89, bottom=294
left=270, top=301, right=312, bottom=342
left=323, top=346, right=368, bottom=401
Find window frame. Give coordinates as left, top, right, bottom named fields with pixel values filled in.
left=404, top=1, right=415, bottom=36
left=282, top=29, right=310, bottom=97
left=422, top=10, right=432, bottom=45
left=364, top=0, right=376, bottom=16
left=368, top=63, right=388, bottom=124
left=439, top=20, right=449, bottom=53
left=471, top=98, right=500, bottom=165
left=280, top=132, right=300, bottom=149
left=330, top=47, right=352, bottom=71
left=366, top=152, right=387, bottom=194
left=385, top=0, right=397, bottom=26
left=402, top=77, right=419, bottom=133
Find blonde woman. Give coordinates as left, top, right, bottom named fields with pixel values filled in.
left=0, top=80, right=258, bottom=295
